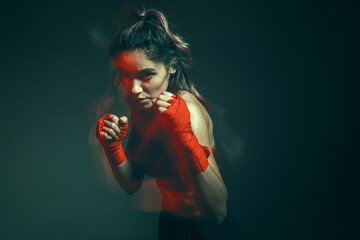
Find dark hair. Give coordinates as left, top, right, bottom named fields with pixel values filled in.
left=109, top=4, right=210, bottom=112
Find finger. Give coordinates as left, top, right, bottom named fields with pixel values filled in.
left=108, top=114, right=119, bottom=124
left=155, top=99, right=171, bottom=108
left=158, top=106, right=167, bottom=113
left=101, top=131, right=113, bottom=141
left=161, top=91, right=174, bottom=97
left=158, top=94, right=173, bottom=102
left=102, top=126, right=118, bottom=139
left=104, top=120, right=121, bottom=134
left=118, top=116, right=128, bottom=125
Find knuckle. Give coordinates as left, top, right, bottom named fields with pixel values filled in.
left=111, top=115, right=117, bottom=122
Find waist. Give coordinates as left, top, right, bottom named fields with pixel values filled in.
left=159, top=210, right=205, bottom=226
left=156, top=182, right=200, bottom=217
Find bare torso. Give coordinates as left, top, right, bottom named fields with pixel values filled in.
left=125, top=92, right=215, bottom=216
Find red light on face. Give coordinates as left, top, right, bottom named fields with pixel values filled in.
left=113, top=50, right=170, bottom=109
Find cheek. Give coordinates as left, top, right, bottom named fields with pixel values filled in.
left=154, top=74, right=169, bottom=90
left=146, top=79, right=168, bottom=96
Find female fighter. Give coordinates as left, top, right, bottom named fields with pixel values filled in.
left=95, top=5, right=227, bottom=239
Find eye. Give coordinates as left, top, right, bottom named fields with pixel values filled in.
left=137, top=72, right=154, bottom=81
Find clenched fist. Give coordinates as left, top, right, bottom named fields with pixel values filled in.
left=96, top=114, right=128, bottom=166
left=96, top=114, right=128, bottom=142
left=153, top=91, right=191, bottom=138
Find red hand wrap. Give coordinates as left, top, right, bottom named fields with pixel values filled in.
left=95, top=114, right=128, bottom=166
left=162, top=95, right=210, bottom=174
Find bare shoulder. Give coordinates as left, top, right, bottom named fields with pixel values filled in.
left=178, top=91, right=207, bottom=121
left=178, top=90, right=198, bottom=103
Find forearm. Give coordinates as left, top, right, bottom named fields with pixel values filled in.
left=96, top=114, right=143, bottom=195
left=108, top=158, right=143, bottom=195
left=185, top=157, right=227, bottom=224
left=175, top=129, right=227, bottom=222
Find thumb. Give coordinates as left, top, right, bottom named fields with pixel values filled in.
left=118, top=116, right=128, bottom=125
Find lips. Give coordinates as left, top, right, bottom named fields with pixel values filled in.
left=135, top=97, right=150, bottom=104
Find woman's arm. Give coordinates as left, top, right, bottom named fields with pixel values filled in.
left=182, top=93, right=228, bottom=224
left=156, top=91, right=228, bottom=224
left=96, top=115, right=144, bottom=195
left=109, top=157, right=144, bottom=195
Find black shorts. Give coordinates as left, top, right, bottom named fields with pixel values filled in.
left=158, top=211, right=223, bottom=240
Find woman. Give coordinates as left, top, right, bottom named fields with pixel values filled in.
left=96, top=5, right=227, bottom=240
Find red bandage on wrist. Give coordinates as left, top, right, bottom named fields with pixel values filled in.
left=95, top=114, right=128, bottom=166
left=163, top=95, right=210, bottom=174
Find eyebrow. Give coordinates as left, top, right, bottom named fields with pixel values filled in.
left=116, top=67, right=156, bottom=73
left=139, top=68, right=156, bottom=72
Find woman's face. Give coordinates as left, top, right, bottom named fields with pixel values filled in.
left=114, top=50, right=170, bottom=110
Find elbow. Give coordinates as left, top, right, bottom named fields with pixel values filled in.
left=218, top=207, right=227, bottom=224
left=123, top=183, right=142, bottom=195
left=202, top=202, right=227, bottom=224
left=203, top=206, right=227, bottom=224
left=215, top=204, right=227, bottom=224
left=215, top=189, right=228, bottom=224
left=119, top=181, right=142, bottom=195
left=124, top=187, right=138, bottom=195
left=197, top=190, right=228, bottom=224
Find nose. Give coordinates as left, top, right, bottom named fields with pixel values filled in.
left=131, top=79, right=143, bottom=95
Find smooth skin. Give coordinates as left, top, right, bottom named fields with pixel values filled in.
left=98, top=50, right=227, bottom=223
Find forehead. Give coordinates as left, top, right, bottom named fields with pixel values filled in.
left=113, top=50, right=161, bottom=72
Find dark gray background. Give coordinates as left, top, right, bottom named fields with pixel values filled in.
left=1, top=0, right=359, bottom=239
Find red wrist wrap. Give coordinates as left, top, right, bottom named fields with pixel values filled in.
left=95, top=114, right=128, bottom=166
left=163, top=95, right=210, bottom=174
